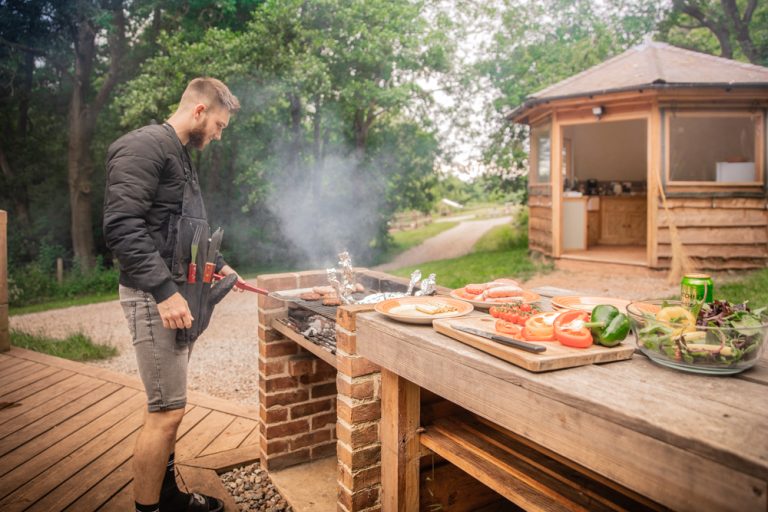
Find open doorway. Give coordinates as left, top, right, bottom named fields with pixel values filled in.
left=560, top=119, right=647, bottom=265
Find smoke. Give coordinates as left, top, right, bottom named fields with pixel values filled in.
left=267, top=149, right=388, bottom=269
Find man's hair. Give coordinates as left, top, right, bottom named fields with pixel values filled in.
left=182, top=77, right=240, bottom=113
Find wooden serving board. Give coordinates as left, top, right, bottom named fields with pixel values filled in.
left=433, top=316, right=634, bottom=372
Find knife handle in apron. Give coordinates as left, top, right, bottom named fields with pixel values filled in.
left=187, top=262, right=197, bottom=283
left=203, top=262, right=215, bottom=283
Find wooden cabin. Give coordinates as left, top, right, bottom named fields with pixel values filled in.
left=510, top=42, right=768, bottom=270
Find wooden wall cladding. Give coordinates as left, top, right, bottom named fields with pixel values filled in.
left=656, top=197, right=768, bottom=269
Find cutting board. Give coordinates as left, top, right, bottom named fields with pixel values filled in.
left=433, top=316, right=634, bottom=372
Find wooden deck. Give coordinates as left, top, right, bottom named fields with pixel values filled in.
left=0, top=347, right=260, bottom=511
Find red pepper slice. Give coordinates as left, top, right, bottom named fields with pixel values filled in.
left=523, top=312, right=559, bottom=341
left=554, top=310, right=593, bottom=348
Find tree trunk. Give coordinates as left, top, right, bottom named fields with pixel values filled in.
left=68, top=16, right=98, bottom=270
left=721, top=0, right=760, bottom=64
left=674, top=0, right=733, bottom=58
left=67, top=0, right=125, bottom=271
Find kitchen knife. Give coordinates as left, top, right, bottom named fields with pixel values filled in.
left=202, top=228, right=223, bottom=284
left=188, top=224, right=202, bottom=283
left=451, top=324, right=547, bottom=354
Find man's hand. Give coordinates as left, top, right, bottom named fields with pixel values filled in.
left=219, top=264, right=245, bottom=293
left=157, top=292, right=194, bottom=329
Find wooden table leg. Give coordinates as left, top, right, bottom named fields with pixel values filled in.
left=380, top=368, right=420, bottom=512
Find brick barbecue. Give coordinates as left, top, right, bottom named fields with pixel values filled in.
left=256, top=269, right=411, bottom=512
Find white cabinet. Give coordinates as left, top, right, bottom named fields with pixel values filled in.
left=562, top=198, right=587, bottom=250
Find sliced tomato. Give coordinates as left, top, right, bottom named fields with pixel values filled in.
left=489, top=306, right=503, bottom=318
left=501, top=311, right=519, bottom=323
left=495, top=319, right=523, bottom=337
left=554, top=310, right=593, bottom=348
left=523, top=312, right=559, bottom=341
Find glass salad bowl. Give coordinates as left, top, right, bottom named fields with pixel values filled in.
left=626, top=299, right=768, bottom=375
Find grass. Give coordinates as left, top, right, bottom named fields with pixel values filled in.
left=11, top=330, right=118, bottom=361
left=10, top=292, right=119, bottom=316
left=716, top=268, right=768, bottom=306
left=389, top=223, right=553, bottom=288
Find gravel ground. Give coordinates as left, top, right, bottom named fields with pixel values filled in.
left=221, top=462, right=292, bottom=512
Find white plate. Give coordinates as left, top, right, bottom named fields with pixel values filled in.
left=550, top=296, right=631, bottom=313
left=374, top=296, right=473, bottom=324
left=449, top=288, right=541, bottom=309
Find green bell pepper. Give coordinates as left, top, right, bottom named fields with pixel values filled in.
left=584, top=304, right=630, bottom=347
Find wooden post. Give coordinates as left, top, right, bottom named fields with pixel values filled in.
left=380, top=368, right=420, bottom=511
left=56, top=257, right=64, bottom=284
left=0, top=210, right=9, bottom=352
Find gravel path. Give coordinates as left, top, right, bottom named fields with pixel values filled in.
left=374, top=216, right=513, bottom=271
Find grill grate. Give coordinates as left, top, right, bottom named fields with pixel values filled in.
left=289, top=299, right=339, bottom=321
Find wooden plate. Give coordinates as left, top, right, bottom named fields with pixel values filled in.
left=374, top=296, right=473, bottom=324
left=550, top=296, right=631, bottom=313
left=449, top=289, right=541, bottom=309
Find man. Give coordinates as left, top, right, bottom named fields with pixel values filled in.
left=104, top=77, right=242, bottom=512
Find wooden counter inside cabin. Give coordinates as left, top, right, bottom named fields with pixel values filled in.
left=355, top=308, right=768, bottom=512
left=598, top=195, right=646, bottom=245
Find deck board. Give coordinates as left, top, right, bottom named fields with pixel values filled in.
left=0, top=369, right=75, bottom=403
left=0, top=382, right=122, bottom=459
left=0, top=374, right=100, bottom=429
left=0, top=347, right=260, bottom=510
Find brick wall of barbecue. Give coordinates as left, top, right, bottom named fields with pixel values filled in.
left=336, top=304, right=383, bottom=512
left=257, top=271, right=338, bottom=470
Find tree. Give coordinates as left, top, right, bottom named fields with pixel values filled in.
left=660, top=0, right=768, bottom=65
left=0, top=0, right=65, bottom=229
left=65, top=0, right=127, bottom=270
left=117, top=0, right=454, bottom=266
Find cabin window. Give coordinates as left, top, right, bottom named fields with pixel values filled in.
left=531, top=125, right=551, bottom=184
left=668, top=111, right=762, bottom=183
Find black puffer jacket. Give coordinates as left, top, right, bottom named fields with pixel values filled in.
left=104, top=123, right=216, bottom=303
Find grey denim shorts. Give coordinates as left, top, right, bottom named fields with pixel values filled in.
left=119, top=285, right=193, bottom=412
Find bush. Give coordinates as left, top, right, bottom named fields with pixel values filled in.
left=8, top=257, right=119, bottom=308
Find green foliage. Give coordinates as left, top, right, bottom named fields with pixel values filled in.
left=116, top=0, right=454, bottom=268
left=8, top=259, right=119, bottom=308
left=11, top=330, right=118, bottom=361
left=472, top=207, right=528, bottom=253
left=656, top=1, right=768, bottom=65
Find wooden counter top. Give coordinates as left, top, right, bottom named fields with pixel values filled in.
left=355, top=310, right=768, bottom=512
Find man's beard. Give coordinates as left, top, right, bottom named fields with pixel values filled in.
left=188, top=126, right=207, bottom=149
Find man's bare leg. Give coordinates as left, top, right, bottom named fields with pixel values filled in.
left=133, top=408, right=185, bottom=505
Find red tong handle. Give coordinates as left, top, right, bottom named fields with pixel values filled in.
left=187, top=262, right=197, bottom=283
left=213, top=273, right=269, bottom=295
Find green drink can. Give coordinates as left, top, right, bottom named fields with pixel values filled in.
left=681, top=273, right=714, bottom=307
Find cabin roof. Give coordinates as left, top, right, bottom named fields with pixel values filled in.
left=510, top=42, right=768, bottom=121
